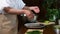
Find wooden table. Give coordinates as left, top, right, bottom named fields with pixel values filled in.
left=43, top=25, right=56, bottom=34
left=18, top=25, right=56, bottom=34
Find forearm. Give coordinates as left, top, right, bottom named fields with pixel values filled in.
left=23, top=6, right=40, bottom=13
left=3, top=7, right=24, bottom=15
left=23, top=6, right=31, bottom=10
left=23, top=6, right=37, bottom=10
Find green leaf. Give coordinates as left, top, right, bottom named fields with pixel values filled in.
left=27, top=31, right=41, bottom=34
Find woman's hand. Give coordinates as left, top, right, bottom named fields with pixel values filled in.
left=23, top=10, right=34, bottom=20
left=29, top=6, right=40, bottom=13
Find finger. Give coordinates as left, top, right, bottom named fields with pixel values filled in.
left=27, top=14, right=34, bottom=20
left=33, top=9, right=40, bottom=13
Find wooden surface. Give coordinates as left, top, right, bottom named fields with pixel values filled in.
left=43, top=25, right=56, bottom=34
left=18, top=25, right=56, bottom=34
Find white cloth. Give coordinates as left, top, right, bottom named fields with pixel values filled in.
left=0, top=0, right=25, bottom=14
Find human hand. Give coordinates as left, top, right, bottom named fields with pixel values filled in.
left=24, top=10, right=34, bottom=20
left=29, top=6, right=40, bottom=13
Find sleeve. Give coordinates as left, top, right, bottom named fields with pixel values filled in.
left=0, top=0, right=10, bottom=10
left=0, top=0, right=26, bottom=10
left=18, top=0, right=26, bottom=9
left=6, top=0, right=26, bottom=9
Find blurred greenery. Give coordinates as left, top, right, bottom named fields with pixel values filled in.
left=42, top=0, right=57, bottom=9
left=41, top=0, right=60, bottom=21
left=54, top=25, right=60, bottom=29
left=46, top=9, right=59, bottom=21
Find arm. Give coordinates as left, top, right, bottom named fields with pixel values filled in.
left=23, top=6, right=40, bottom=13
left=3, top=7, right=25, bottom=15
left=3, top=7, right=34, bottom=19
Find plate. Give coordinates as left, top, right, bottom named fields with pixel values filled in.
left=24, top=23, right=46, bottom=28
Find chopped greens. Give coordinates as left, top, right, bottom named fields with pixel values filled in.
left=27, top=31, right=42, bottom=34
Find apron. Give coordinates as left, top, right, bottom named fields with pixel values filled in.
left=0, top=14, right=18, bottom=34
